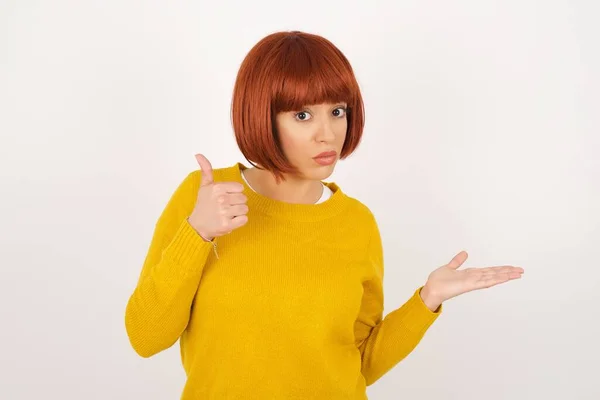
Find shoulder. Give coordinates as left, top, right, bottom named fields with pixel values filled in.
left=340, top=195, right=384, bottom=267
left=163, top=163, right=239, bottom=214
left=340, top=193, right=379, bottom=232
left=179, top=163, right=240, bottom=190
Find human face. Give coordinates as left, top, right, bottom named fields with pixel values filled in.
left=274, top=102, right=348, bottom=181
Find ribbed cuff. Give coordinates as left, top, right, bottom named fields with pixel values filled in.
left=391, top=287, right=442, bottom=335
left=159, top=218, right=214, bottom=277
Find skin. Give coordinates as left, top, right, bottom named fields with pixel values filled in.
left=208, top=102, right=525, bottom=310
left=242, top=102, right=348, bottom=205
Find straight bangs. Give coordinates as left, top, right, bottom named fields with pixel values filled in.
left=270, top=37, right=359, bottom=113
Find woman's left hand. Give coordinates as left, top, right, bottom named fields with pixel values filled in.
left=419, top=251, right=524, bottom=312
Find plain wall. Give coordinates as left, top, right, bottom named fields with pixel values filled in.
left=1, top=1, right=598, bottom=399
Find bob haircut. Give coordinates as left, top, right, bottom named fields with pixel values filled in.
left=230, top=30, right=365, bottom=182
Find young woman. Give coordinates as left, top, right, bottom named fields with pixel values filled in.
left=125, top=30, right=524, bottom=399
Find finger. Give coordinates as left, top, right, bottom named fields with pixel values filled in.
left=481, top=266, right=524, bottom=277
left=447, top=250, right=468, bottom=270
left=228, top=214, right=248, bottom=230
left=225, top=193, right=247, bottom=205
left=223, top=204, right=249, bottom=218
left=477, top=272, right=521, bottom=289
left=481, top=266, right=525, bottom=276
left=195, top=154, right=214, bottom=186
left=214, top=181, right=245, bottom=193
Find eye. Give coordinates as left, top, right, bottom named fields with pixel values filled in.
left=332, top=107, right=347, bottom=118
left=294, top=111, right=312, bottom=121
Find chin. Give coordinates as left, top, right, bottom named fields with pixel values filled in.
left=301, top=163, right=337, bottom=181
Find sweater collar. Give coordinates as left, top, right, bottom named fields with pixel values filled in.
left=226, top=162, right=350, bottom=222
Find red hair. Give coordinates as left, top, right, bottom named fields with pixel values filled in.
left=230, top=30, right=365, bottom=182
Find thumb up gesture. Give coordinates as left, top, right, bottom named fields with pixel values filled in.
left=187, top=154, right=249, bottom=241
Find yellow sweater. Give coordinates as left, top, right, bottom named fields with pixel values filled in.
left=125, top=162, right=441, bottom=399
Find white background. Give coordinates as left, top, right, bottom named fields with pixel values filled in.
left=1, top=1, right=599, bottom=399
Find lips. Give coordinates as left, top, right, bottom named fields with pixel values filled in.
left=313, top=151, right=337, bottom=166
left=314, top=151, right=337, bottom=159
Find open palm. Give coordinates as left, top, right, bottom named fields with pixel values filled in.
left=422, top=251, right=524, bottom=308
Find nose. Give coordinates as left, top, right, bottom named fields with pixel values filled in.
left=316, top=119, right=336, bottom=143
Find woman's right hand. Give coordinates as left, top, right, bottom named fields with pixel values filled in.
left=187, top=154, right=249, bottom=241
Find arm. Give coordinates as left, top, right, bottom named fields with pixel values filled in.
left=125, top=171, right=213, bottom=358
left=354, top=220, right=442, bottom=386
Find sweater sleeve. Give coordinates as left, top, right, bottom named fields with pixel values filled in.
left=125, top=171, right=214, bottom=358
left=354, top=220, right=442, bottom=386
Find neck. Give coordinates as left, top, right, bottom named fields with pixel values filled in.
left=243, top=167, right=324, bottom=205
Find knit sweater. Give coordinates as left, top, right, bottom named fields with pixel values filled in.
left=125, top=162, right=442, bottom=399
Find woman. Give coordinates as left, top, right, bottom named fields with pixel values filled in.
left=125, top=30, right=524, bottom=399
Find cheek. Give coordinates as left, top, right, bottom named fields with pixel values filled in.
left=278, top=121, right=311, bottom=143
left=336, top=120, right=348, bottom=141
left=279, top=130, right=300, bottom=148
left=278, top=130, right=307, bottom=159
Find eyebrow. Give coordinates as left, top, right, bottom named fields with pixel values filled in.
left=302, top=103, right=347, bottom=113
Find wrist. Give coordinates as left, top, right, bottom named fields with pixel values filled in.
left=186, top=216, right=213, bottom=242
left=197, top=231, right=214, bottom=242
left=420, top=283, right=442, bottom=312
